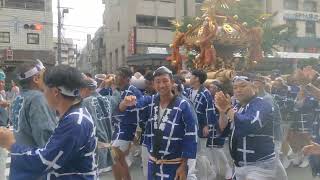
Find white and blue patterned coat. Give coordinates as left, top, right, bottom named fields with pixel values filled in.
left=9, top=105, right=98, bottom=180
left=138, top=94, right=197, bottom=160
left=112, top=85, right=143, bottom=142
left=185, top=86, right=216, bottom=138
left=221, top=97, right=275, bottom=167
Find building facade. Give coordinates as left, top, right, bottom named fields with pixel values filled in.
left=0, top=0, right=54, bottom=66
left=90, top=27, right=106, bottom=74
left=103, top=0, right=196, bottom=72
left=77, top=28, right=106, bottom=75
left=266, top=0, right=320, bottom=56
left=53, top=38, right=77, bottom=67
left=78, top=44, right=91, bottom=74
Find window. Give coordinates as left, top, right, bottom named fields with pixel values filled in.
left=27, top=33, right=39, bottom=44
left=195, top=0, right=204, bottom=3
left=0, top=32, right=10, bottom=43
left=157, top=17, right=173, bottom=28
left=136, top=15, right=155, bottom=26
left=286, top=20, right=297, bottom=35
left=305, top=47, right=317, bottom=53
left=284, top=0, right=298, bottom=10
left=121, top=45, right=125, bottom=64
left=5, top=0, right=45, bottom=11
left=99, top=38, right=103, bottom=48
left=306, top=21, right=316, bottom=37
left=115, top=49, right=119, bottom=67
left=117, top=21, right=120, bottom=32
left=304, top=1, right=317, bottom=12
left=286, top=20, right=296, bottom=28
left=109, top=52, right=113, bottom=67
left=160, top=0, right=175, bottom=2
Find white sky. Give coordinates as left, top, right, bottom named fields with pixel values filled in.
left=52, top=0, right=104, bottom=49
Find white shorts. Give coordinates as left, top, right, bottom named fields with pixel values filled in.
left=111, top=139, right=131, bottom=152
left=235, top=159, right=276, bottom=180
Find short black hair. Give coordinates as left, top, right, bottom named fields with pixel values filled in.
left=15, top=60, right=39, bottom=89
left=84, top=72, right=92, bottom=78
left=43, top=65, right=83, bottom=98
left=192, top=69, right=207, bottom=84
left=173, top=75, right=183, bottom=92
left=135, top=67, right=146, bottom=76
left=144, top=71, right=154, bottom=81
left=175, top=74, right=186, bottom=84
left=117, top=67, right=133, bottom=78
left=153, top=66, right=173, bottom=79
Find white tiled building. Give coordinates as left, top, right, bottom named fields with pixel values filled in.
left=0, top=0, right=54, bottom=65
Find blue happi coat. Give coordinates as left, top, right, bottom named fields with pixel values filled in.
left=98, top=87, right=113, bottom=96
left=185, top=86, right=216, bottom=138
left=221, top=97, right=275, bottom=167
left=112, top=85, right=143, bottom=142
left=135, top=95, right=197, bottom=180
left=289, top=95, right=319, bottom=133
left=207, top=100, right=226, bottom=148
left=9, top=104, right=98, bottom=180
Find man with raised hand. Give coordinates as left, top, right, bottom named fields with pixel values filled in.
left=215, top=76, right=276, bottom=180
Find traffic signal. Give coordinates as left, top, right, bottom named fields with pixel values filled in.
left=24, top=23, right=43, bottom=30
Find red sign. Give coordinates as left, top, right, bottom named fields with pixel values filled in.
left=128, top=27, right=136, bottom=55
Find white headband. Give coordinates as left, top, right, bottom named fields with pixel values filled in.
left=18, top=60, right=45, bottom=80
left=58, top=86, right=79, bottom=97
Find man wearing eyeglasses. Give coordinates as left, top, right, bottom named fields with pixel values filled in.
left=215, top=76, right=276, bottom=180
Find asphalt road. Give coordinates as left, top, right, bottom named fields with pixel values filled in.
left=99, top=157, right=316, bottom=180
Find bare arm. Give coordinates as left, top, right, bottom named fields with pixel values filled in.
left=219, top=113, right=229, bottom=131
left=305, top=83, right=320, bottom=100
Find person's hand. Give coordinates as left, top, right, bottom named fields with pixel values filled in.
left=119, top=95, right=137, bottom=112
left=202, top=126, right=209, bottom=137
left=0, top=127, right=15, bottom=151
left=303, top=141, right=320, bottom=155
left=175, top=161, right=187, bottom=180
left=303, top=66, right=318, bottom=81
left=0, top=100, right=10, bottom=108
left=294, top=69, right=311, bottom=86
left=100, top=74, right=115, bottom=88
left=123, top=96, right=136, bottom=107
left=215, top=92, right=231, bottom=113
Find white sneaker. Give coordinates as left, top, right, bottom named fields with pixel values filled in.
left=225, top=166, right=233, bottom=179
left=281, top=156, right=291, bottom=169
left=299, top=157, right=309, bottom=168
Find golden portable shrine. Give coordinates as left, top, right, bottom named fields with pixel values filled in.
left=168, top=0, right=266, bottom=82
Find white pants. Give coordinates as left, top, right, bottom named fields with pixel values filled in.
left=207, top=147, right=233, bottom=179
left=235, top=159, right=276, bottom=180
left=0, top=148, right=7, bottom=180
left=141, top=145, right=148, bottom=177
left=187, top=159, right=197, bottom=180
left=274, top=141, right=288, bottom=180
left=111, top=139, right=131, bottom=152
left=196, top=138, right=216, bottom=180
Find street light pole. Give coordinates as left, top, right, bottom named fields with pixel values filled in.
left=57, top=0, right=62, bottom=65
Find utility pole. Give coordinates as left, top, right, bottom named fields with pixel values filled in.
left=57, top=0, right=62, bottom=65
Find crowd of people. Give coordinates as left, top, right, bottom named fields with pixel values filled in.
left=0, top=59, right=320, bottom=180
